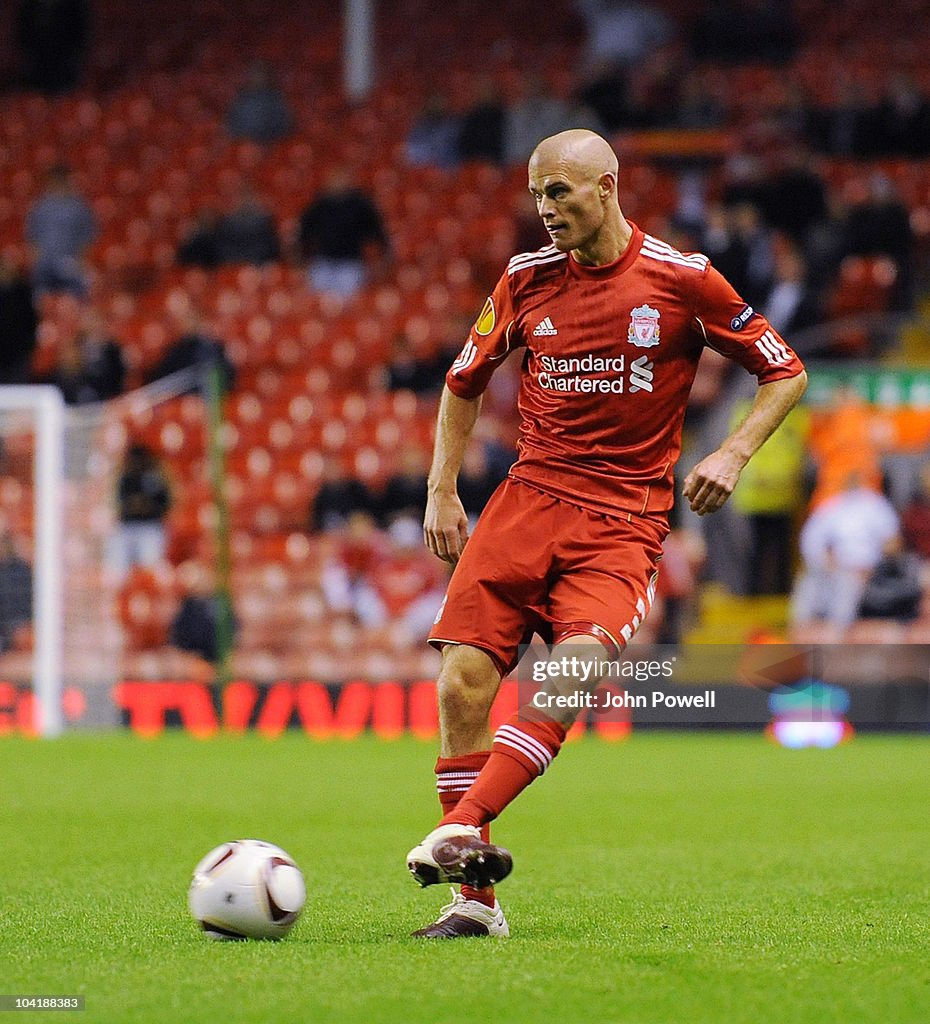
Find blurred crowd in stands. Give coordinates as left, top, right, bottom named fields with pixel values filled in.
left=786, top=391, right=930, bottom=642
left=2, top=0, right=930, bottom=676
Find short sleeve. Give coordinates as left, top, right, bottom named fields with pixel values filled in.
left=691, top=264, right=805, bottom=384
left=445, top=270, right=521, bottom=399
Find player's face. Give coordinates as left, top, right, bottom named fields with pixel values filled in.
left=528, top=170, right=605, bottom=253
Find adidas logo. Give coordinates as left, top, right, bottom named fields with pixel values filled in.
left=533, top=316, right=558, bottom=336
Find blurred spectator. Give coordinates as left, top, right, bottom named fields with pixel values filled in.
left=875, top=73, right=930, bottom=158
left=323, top=514, right=446, bottom=642
left=901, top=463, right=930, bottom=560
left=297, top=167, right=388, bottom=299
left=675, top=68, right=727, bottom=129
left=503, top=76, right=603, bottom=167
left=771, top=82, right=815, bottom=142
left=472, top=355, right=521, bottom=479
left=807, top=388, right=885, bottom=507
left=405, top=94, right=460, bottom=168
left=761, top=146, right=827, bottom=248
left=363, top=515, right=448, bottom=641
left=809, top=76, right=874, bottom=158
left=478, top=421, right=519, bottom=483
left=457, top=80, right=506, bottom=164
left=383, top=333, right=446, bottom=395
left=145, top=306, right=236, bottom=394
left=169, top=562, right=236, bottom=664
left=216, top=186, right=280, bottom=266
left=701, top=204, right=751, bottom=297
left=226, top=60, right=293, bottom=144
left=457, top=441, right=504, bottom=526
left=760, top=244, right=821, bottom=339
left=620, top=46, right=684, bottom=130
left=730, top=401, right=809, bottom=595
left=575, top=0, right=673, bottom=72
left=804, top=190, right=850, bottom=294
left=702, top=202, right=774, bottom=308
left=0, top=256, right=38, bottom=384
left=731, top=202, right=776, bottom=307
left=109, top=444, right=171, bottom=579
left=654, top=527, right=705, bottom=645
left=575, top=60, right=630, bottom=133
left=691, top=0, right=796, bottom=65
left=0, top=529, right=32, bottom=653
left=25, top=162, right=96, bottom=297
left=310, top=456, right=378, bottom=532
left=380, top=446, right=428, bottom=525
left=320, top=510, right=385, bottom=617
left=843, top=174, right=915, bottom=311
left=45, top=310, right=126, bottom=404
left=176, top=209, right=222, bottom=269
left=16, top=0, right=88, bottom=94
left=683, top=348, right=730, bottom=429
left=790, top=474, right=900, bottom=634
left=857, top=536, right=922, bottom=622
left=721, top=150, right=769, bottom=213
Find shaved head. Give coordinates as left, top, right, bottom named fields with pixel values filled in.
left=529, top=129, right=619, bottom=189
left=527, top=129, right=629, bottom=265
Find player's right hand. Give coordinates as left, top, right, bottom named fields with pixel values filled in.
left=423, top=490, right=469, bottom=564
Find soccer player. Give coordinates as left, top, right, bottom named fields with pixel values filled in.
left=406, top=129, right=807, bottom=938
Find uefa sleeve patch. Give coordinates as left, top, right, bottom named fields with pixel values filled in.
left=475, top=296, right=496, bottom=336
left=730, top=305, right=755, bottom=331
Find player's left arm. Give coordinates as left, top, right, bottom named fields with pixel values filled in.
left=683, top=371, right=807, bottom=515
left=683, top=263, right=808, bottom=516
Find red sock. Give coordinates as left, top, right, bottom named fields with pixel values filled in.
left=435, top=752, right=495, bottom=907
left=440, top=712, right=567, bottom=829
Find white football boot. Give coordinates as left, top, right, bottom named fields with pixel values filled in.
left=412, top=888, right=510, bottom=938
left=406, top=823, right=513, bottom=889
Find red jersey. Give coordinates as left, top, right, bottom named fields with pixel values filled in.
left=446, top=223, right=805, bottom=517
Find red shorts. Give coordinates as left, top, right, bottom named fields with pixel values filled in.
left=428, top=479, right=668, bottom=676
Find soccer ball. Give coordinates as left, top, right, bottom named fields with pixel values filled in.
left=188, top=839, right=306, bottom=940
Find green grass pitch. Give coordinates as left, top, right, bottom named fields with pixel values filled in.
left=1, top=731, right=927, bottom=1023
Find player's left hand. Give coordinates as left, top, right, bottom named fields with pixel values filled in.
left=682, top=450, right=744, bottom=516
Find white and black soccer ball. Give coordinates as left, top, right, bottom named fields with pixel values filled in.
left=188, top=839, right=306, bottom=940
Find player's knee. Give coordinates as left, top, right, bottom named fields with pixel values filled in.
left=544, top=628, right=619, bottom=693
left=552, top=622, right=619, bottom=659
left=437, top=644, right=500, bottom=716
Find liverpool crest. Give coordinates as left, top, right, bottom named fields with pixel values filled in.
left=628, top=304, right=661, bottom=347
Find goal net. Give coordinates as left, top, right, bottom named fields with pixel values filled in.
left=0, top=369, right=203, bottom=736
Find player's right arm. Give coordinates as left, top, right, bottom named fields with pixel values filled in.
left=424, top=269, right=521, bottom=563
left=682, top=263, right=807, bottom=515
left=424, top=387, right=482, bottom=564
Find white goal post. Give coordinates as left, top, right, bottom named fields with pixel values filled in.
left=1, top=369, right=206, bottom=738
left=0, top=386, right=65, bottom=737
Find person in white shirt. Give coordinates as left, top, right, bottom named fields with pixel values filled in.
left=790, top=473, right=900, bottom=632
